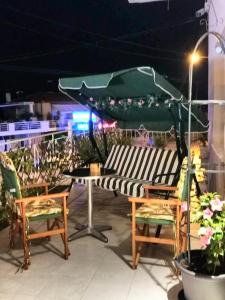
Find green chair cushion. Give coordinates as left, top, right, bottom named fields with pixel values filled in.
left=136, top=216, right=173, bottom=225
left=28, top=212, right=64, bottom=222
left=136, top=203, right=175, bottom=223
left=24, top=199, right=66, bottom=218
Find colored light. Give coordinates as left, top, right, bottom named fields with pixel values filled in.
left=72, top=112, right=97, bottom=123
left=76, top=123, right=89, bottom=131
left=98, top=121, right=116, bottom=129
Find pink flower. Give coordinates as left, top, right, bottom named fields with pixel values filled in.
left=203, top=207, right=213, bottom=219
left=200, top=235, right=211, bottom=248
left=110, top=100, right=115, bottom=106
left=181, top=202, right=187, bottom=213
left=210, top=197, right=224, bottom=211
left=205, top=226, right=214, bottom=237
left=199, top=226, right=214, bottom=248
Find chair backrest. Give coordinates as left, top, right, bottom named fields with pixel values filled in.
left=104, top=145, right=179, bottom=185
left=0, top=152, right=22, bottom=199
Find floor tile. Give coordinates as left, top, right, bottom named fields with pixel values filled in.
left=0, top=184, right=200, bottom=300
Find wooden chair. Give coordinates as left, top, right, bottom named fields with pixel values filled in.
left=0, top=152, right=70, bottom=270
left=128, top=161, right=190, bottom=269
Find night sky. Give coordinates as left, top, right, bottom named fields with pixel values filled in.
left=0, top=0, right=208, bottom=101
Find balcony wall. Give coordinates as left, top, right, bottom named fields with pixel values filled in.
left=0, top=120, right=62, bottom=137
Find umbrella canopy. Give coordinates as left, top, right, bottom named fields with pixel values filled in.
left=59, top=66, right=208, bottom=131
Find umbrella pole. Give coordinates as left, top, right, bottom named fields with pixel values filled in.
left=88, top=109, right=104, bottom=165
left=168, top=107, right=183, bottom=164
left=178, top=105, right=188, bottom=158
left=101, top=118, right=108, bottom=158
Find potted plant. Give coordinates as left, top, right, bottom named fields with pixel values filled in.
left=176, top=192, right=225, bottom=300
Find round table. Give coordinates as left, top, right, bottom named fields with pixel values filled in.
left=63, top=167, right=116, bottom=243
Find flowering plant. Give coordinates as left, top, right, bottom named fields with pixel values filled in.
left=193, top=192, right=225, bottom=275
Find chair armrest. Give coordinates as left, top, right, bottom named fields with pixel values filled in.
left=143, top=185, right=177, bottom=192
left=128, top=197, right=181, bottom=206
left=152, top=171, right=179, bottom=185
left=15, top=192, right=69, bottom=204
left=21, top=182, right=49, bottom=190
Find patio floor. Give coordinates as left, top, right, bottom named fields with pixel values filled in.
left=0, top=183, right=200, bottom=300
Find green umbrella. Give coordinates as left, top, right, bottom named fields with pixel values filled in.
left=59, top=66, right=208, bottom=131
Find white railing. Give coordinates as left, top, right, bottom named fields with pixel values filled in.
left=0, top=126, right=208, bottom=152
left=0, top=130, right=68, bottom=152
left=0, top=127, right=208, bottom=188
left=119, top=127, right=208, bottom=146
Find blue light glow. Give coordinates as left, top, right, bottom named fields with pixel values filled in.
left=73, top=112, right=97, bottom=123
left=76, top=123, right=89, bottom=131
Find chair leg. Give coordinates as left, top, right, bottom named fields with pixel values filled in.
left=155, top=225, right=162, bottom=238
left=63, top=229, right=70, bottom=259
left=47, top=220, right=51, bottom=241
left=134, top=224, right=149, bottom=268
left=132, top=229, right=136, bottom=269
left=55, top=218, right=70, bottom=259
left=9, top=216, right=17, bottom=249
left=21, top=220, right=30, bottom=270
left=62, top=214, right=70, bottom=259
left=173, top=224, right=178, bottom=258
left=113, top=191, right=118, bottom=197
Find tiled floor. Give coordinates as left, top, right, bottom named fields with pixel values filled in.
left=0, top=183, right=199, bottom=300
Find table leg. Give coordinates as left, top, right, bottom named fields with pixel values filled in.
left=69, top=179, right=112, bottom=242
left=69, top=226, right=109, bottom=242
left=87, top=179, right=93, bottom=229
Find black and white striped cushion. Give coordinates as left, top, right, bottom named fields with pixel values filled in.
left=104, top=146, right=178, bottom=181
left=76, top=145, right=179, bottom=197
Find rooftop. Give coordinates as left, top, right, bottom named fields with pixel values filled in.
left=0, top=182, right=200, bottom=300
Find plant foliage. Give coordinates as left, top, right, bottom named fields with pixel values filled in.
left=192, top=192, right=225, bottom=275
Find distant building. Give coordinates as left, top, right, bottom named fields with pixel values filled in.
left=0, top=102, right=34, bottom=122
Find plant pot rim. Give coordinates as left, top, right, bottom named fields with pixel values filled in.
left=175, top=249, right=225, bottom=280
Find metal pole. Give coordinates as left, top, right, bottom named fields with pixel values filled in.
left=87, top=179, right=93, bottom=229
left=187, top=31, right=225, bottom=265
left=187, top=60, right=194, bottom=264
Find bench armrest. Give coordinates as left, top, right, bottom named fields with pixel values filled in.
left=152, top=171, right=179, bottom=185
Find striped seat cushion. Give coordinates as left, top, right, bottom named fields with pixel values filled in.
left=96, top=176, right=152, bottom=197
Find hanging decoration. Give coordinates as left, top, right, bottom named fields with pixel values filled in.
left=86, top=94, right=172, bottom=113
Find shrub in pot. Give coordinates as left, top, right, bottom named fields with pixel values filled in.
left=176, top=192, right=225, bottom=300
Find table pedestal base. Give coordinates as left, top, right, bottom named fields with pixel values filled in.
left=69, top=225, right=112, bottom=243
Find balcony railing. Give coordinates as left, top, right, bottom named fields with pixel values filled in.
left=0, top=120, right=61, bottom=137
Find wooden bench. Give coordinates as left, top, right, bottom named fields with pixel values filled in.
left=95, top=145, right=180, bottom=197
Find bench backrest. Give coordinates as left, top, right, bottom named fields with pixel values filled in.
left=104, top=145, right=180, bottom=186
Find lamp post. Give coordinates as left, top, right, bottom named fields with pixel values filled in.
left=187, top=31, right=225, bottom=264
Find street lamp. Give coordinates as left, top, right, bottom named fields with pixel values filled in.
left=189, top=52, right=201, bottom=64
